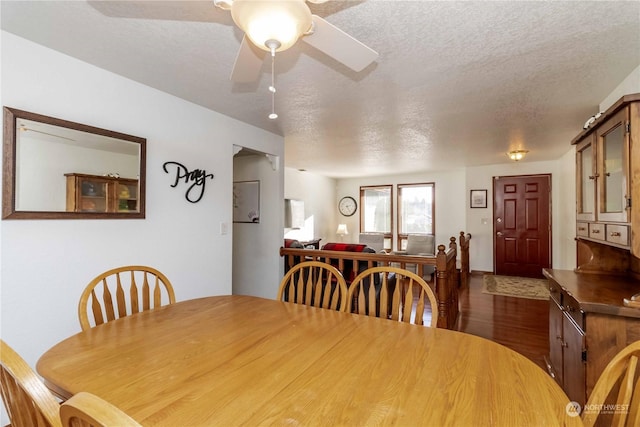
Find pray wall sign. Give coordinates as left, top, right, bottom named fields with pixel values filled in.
left=163, top=161, right=214, bottom=203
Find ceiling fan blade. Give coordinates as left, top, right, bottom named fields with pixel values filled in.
left=230, top=35, right=266, bottom=83
left=302, top=15, right=378, bottom=72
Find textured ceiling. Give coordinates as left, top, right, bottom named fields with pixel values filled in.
left=2, top=1, right=639, bottom=178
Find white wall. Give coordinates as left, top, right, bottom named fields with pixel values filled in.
left=233, top=153, right=284, bottom=299
left=0, top=32, right=284, bottom=375
left=556, top=148, right=578, bottom=269
left=465, top=158, right=575, bottom=272
left=0, top=12, right=4, bottom=392
left=283, top=168, right=337, bottom=243
left=336, top=169, right=467, bottom=251
left=599, top=65, right=640, bottom=112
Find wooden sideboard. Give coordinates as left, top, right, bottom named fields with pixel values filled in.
left=544, top=269, right=640, bottom=408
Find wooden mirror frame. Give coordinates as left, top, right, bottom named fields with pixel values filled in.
left=2, top=107, right=146, bottom=219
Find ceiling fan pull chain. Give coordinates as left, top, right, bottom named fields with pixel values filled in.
left=266, top=39, right=280, bottom=120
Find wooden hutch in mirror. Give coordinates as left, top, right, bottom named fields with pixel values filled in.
left=2, top=107, right=146, bottom=219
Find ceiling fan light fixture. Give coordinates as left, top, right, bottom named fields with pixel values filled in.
left=231, top=0, right=312, bottom=52
left=507, top=150, right=529, bottom=161
left=213, top=0, right=233, bottom=11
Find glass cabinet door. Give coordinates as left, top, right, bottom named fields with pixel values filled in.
left=79, top=177, right=108, bottom=212
left=597, top=108, right=629, bottom=222
left=116, top=181, right=139, bottom=212
left=576, top=135, right=595, bottom=221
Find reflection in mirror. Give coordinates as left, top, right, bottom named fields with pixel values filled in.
left=3, top=107, right=146, bottom=219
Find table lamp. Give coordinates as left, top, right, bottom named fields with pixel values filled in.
left=336, top=224, right=349, bottom=242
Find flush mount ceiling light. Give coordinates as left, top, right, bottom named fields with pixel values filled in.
left=507, top=150, right=529, bottom=161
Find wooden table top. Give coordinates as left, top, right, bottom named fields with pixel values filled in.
left=37, top=296, right=581, bottom=426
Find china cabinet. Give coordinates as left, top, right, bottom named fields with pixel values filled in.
left=574, top=97, right=635, bottom=253
left=575, top=134, right=595, bottom=222
left=572, top=93, right=640, bottom=264
left=596, top=108, right=629, bottom=223
left=546, top=93, right=640, bottom=411
left=65, top=173, right=139, bottom=213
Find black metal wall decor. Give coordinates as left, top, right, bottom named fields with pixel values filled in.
left=162, top=161, right=214, bottom=203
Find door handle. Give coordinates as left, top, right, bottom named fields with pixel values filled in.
left=496, top=231, right=503, bottom=237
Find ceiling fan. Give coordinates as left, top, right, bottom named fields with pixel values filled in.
left=213, top=0, right=379, bottom=83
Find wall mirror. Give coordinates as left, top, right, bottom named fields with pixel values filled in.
left=3, top=107, right=146, bottom=219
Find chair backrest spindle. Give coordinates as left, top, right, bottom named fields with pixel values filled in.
left=115, top=274, right=127, bottom=318
left=347, top=266, right=439, bottom=327
left=78, top=266, right=175, bottom=331
left=277, top=261, right=348, bottom=312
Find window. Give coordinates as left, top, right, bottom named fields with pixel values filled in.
left=360, top=185, right=392, bottom=248
left=397, top=183, right=435, bottom=249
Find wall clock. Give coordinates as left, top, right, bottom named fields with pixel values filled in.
left=338, top=196, right=357, bottom=217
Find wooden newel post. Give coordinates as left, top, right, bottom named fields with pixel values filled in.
left=459, top=231, right=471, bottom=287
left=435, top=244, right=448, bottom=328
left=449, top=237, right=459, bottom=327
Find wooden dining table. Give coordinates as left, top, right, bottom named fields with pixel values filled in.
left=37, top=295, right=582, bottom=426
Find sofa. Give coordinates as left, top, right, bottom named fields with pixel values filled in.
left=321, top=242, right=377, bottom=282
left=284, top=239, right=304, bottom=249
left=283, top=239, right=305, bottom=271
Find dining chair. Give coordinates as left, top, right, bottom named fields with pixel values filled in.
left=582, top=340, right=640, bottom=427
left=277, top=261, right=348, bottom=311
left=347, top=266, right=439, bottom=327
left=78, top=265, right=176, bottom=331
left=60, top=392, right=141, bottom=426
left=0, top=339, right=62, bottom=427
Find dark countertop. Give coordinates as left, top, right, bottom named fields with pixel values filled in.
left=543, top=269, right=640, bottom=318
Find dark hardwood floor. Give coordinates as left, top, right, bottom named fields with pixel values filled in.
left=455, top=273, right=549, bottom=371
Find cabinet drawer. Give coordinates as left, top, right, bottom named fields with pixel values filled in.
left=576, top=222, right=589, bottom=238
left=589, top=223, right=605, bottom=241
left=563, top=293, right=585, bottom=332
left=605, top=224, right=629, bottom=246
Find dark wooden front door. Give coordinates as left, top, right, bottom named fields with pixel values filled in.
left=493, top=174, right=551, bottom=278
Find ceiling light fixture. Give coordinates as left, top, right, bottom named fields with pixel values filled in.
left=230, top=0, right=312, bottom=54
left=507, top=150, right=529, bottom=161
left=226, top=0, right=314, bottom=120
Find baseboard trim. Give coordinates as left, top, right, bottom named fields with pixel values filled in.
left=470, top=270, right=492, bottom=276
